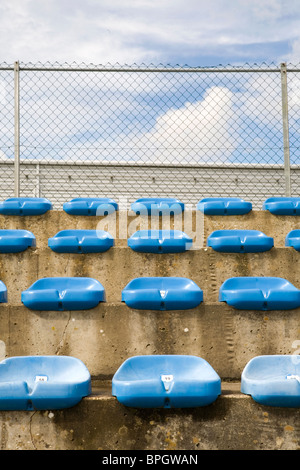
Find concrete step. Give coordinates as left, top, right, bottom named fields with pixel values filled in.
left=0, top=303, right=298, bottom=379
left=0, top=381, right=299, bottom=450
left=0, top=210, right=299, bottom=451
left=1, top=247, right=300, bottom=305
left=1, top=210, right=300, bottom=248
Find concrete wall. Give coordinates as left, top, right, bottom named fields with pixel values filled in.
left=0, top=303, right=298, bottom=381
left=1, top=388, right=299, bottom=450
left=1, top=208, right=300, bottom=247
left=0, top=210, right=299, bottom=450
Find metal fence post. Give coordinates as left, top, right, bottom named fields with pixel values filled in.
left=14, top=60, right=20, bottom=197
left=280, top=62, right=291, bottom=197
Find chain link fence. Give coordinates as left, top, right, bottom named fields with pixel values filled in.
left=0, top=62, right=299, bottom=209
left=0, top=64, right=15, bottom=199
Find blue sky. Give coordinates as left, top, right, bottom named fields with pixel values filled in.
left=0, top=0, right=300, bottom=168
left=0, top=0, right=300, bottom=66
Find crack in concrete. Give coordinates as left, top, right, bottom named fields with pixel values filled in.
left=55, top=311, right=71, bottom=355
left=29, top=411, right=37, bottom=450
left=64, top=253, right=72, bottom=275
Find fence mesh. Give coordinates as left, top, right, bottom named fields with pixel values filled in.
left=0, top=65, right=14, bottom=198
left=287, top=66, right=300, bottom=196
left=0, top=62, right=299, bottom=209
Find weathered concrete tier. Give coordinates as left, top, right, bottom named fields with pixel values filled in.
left=0, top=209, right=300, bottom=248
left=0, top=209, right=299, bottom=451
left=1, top=246, right=300, bottom=305
left=0, top=382, right=299, bottom=450
left=0, top=303, right=298, bottom=380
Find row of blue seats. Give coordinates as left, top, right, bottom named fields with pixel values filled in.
left=0, top=354, right=298, bottom=410
left=1, top=196, right=300, bottom=215
left=0, top=276, right=300, bottom=311
left=1, top=229, right=300, bottom=253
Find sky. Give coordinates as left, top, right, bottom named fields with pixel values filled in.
left=0, top=0, right=300, bottom=66
left=0, top=0, right=300, bottom=171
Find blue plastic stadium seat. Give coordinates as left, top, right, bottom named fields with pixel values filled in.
left=263, top=197, right=300, bottom=215
left=197, top=197, right=252, bottom=215
left=0, top=230, right=36, bottom=253
left=22, top=277, right=105, bottom=311
left=241, top=355, right=300, bottom=407
left=112, top=355, right=221, bottom=408
left=63, top=198, right=118, bottom=216
left=207, top=230, right=274, bottom=253
left=285, top=230, right=300, bottom=251
left=128, top=230, right=193, bottom=253
left=0, top=355, right=91, bottom=410
left=48, top=230, right=114, bottom=253
left=0, top=281, right=7, bottom=303
left=219, top=277, right=300, bottom=310
left=0, top=198, right=52, bottom=216
left=122, top=277, right=203, bottom=310
left=131, top=198, right=184, bottom=215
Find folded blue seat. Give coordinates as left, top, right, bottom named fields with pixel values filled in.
left=128, top=230, right=193, bottom=253
left=207, top=230, right=274, bottom=253
left=63, top=198, right=118, bottom=215
left=0, top=198, right=52, bottom=216
left=219, top=277, right=300, bottom=310
left=285, top=230, right=300, bottom=251
left=0, top=355, right=91, bottom=410
left=112, top=355, right=221, bottom=408
left=241, top=355, right=300, bottom=407
left=0, top=281, right=7, bottom=303
left=263, top=197, right=300, bottom=215
left=131, top=198, right=184, bottom=215
left=22, top=277, right=105, bottom=310
left=122, top=277, right=203, bottom=310
left=0, top=230, right=36, bottom=253
left=197, top=197, right=252, bottom=215
left=48, top=230, right=114, bottom=253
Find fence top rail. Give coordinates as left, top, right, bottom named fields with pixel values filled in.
left=0, top=158, right=299, bottom=170
left=1, top=62, right=300, bottom=73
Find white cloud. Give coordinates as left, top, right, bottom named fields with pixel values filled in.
left=0, top=0, right=299, bottom=64
left=237, top=74, right=283, bottom=128
left=63, top=86, right=236, bottom=163
left=139, top=86, right=235, bottom=163
left=287, top=37, right=300, bottom=64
